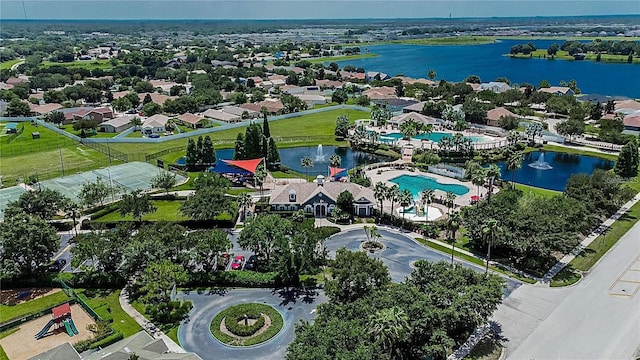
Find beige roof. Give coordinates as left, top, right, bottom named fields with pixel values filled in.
left=84, top=331, right=202, bottom=360
left=32, top=103, right=63, bottom=115
left=202, top=108, right=240, bottom=122
left=100, top=115, right=135, bottom=128
left=363, top=86, right=397, bottom=100
left=403, top=101, right=426, bottom=112
left=138, top=92, right=178, bottom=105
left=623, top=115, right=640, bottom=128
left=177, top=112, right=205, bottom=125
left=222, top=105, right=256, bottom=117
left=615, top=100, right=640, bottom=111
left=142, top=114, right=169, bottom=128
left=539, top=86, right=572, bottom=95
left=487, top=107, right=517, bottom=121
left=270, top=182, right=375, bottom=205
left=293, top=94, right=327, bottom=102
left=390, top=112, right=437, bottom=125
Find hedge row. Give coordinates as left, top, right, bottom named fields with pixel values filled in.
left=74, top=330, right=123, bottom=353
left=82, top=218, right=236, bottom=230
left=224, top=304, right=266, bottom=337
left=187, top=271, right=279, bottom=288
left=210, top=303, right=284, bottom=346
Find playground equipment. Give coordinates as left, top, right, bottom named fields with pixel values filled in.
left=34, top=303, right=79, bottom=339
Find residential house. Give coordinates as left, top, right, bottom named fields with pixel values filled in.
left=73, top=107, right=114, bottom=125
left=366, top=71, right=390, bottom=82
left=30, top=103, right=63, bottom=116
left=293, top=94, right=327, bottom=107
left=486, top=107, right=518, bottom=127
left=222, top=105, right=260, bottom=119
left=623, top=115, right=640, bottom=134
left=402, top=101, right=426, bottom=113
left=362, top=86, right=397, bottom=100
left=315, top=79, right=343, bottom=89
left=177, top=112, right=208, bottom=128
left=29, top=331, right=202, bottom=360
left=240, top=100, right=284, bottom=115
left=539, top=86, right=575, bottom=96
left=141, top=114, right=169, bottom=134
left=149, top=80, right=191, bottom=95
left=202, top=109, right=242, bottom=123
left=478, top=82, right=511, bottom=93
left=137, top=93, right=178, bottom=106
left=372, top=98, right=419, bottom=112
left=389, top=112, right=439, bottom=128
left=269, top=177, right=376, bottom=217
left=98, top=115, right=134, bottom=133
left=615, top=99, right=640, bottom=112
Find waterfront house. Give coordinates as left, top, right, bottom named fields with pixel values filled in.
left=478, top=82, right=511, bottom=93
left=486, top=107, right=518, bottom=127
left=623, top=115, right=640, bottom=134
left=539, top=86, right=575, bottom=96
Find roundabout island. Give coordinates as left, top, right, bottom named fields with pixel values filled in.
left=210, top=303, right=284, bottom=347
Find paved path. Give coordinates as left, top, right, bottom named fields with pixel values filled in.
left=177, top=288, right=326, bottom=360
left=544, top=192, right=640, bottom=282
left=118, top=288, right=186, bottom=353
left=495, top=218, right=640, bottom=359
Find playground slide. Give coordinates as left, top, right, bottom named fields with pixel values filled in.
left=69, top=318, right=79, bottom=335
left=34, top=319, right=55, bottom=340
left=63, top=319, right=74, bottom=337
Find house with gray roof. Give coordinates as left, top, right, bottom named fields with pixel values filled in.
left=270, top=176, right=376, bottom=217
left=99, top=115, right=135, bottom=133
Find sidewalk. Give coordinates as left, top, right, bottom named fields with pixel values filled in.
left=542, top=192, right=640, bottom=282
left=118, top=288, right=186, bottom=353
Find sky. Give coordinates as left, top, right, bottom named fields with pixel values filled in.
left=0, top=0, right=638, bottom=20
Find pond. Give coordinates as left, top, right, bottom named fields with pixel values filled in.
left=177, top=146, right=390, bottom=177
left=496, top=151, right=615, bottom=191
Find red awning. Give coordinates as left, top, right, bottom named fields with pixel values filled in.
left=471, top=195, right=479, bottom=201
left=221, top=158, right=263, bottom=174
left=329, top=167, right=346, bottom=177
left=52, top=303, right=71, bottom=319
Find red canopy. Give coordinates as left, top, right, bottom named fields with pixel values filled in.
left=52, top=303, right=71, bottom=319
left=221, top=158, right=263, bottom=174
left=329, top=167, right=346, bottom=177
left=471, top=195, right=479, bottom=201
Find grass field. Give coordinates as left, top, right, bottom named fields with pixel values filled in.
left=0, top=59, right=22, bottom=70
left=570, top=200, right=640, bottom=272
left=346, top=36, right=497, bottom=47
left=95, top=200, right=189, bottom=222
left=514, top=183, right=561, bottom=198
left=41, top=59, right=118, bottom=70
left=108, top=109, right=368, bottom=156
left=77, top=289, right=141, bottom=337
left=0, top=291, right=70, bottom=323
left=505, top=50, right=640, bottom=64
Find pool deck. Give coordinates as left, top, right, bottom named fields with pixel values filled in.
left=367, top=125, right=505, bottom=150
left=367, top=168, right=493, bottom=217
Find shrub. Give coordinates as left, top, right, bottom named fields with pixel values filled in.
left=224, top=304, right=266, bottom=336
left=186, top=271, right=279, bottom=288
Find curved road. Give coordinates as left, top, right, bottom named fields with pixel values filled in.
left=178, top=228, right=521, bottom=359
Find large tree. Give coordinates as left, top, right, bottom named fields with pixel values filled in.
left=0, top=212, right=59, bottom=280
left=119, top=190, right=157, bottom=222
left=150, top=171, right=177, bottom=195
left=614, top=138, right=639, bottom=178
left=180, top=183, right=231, bottom=221
left=324, top=247, right=390, bottom=303
left=6, top=188, right=69, bottom=220
left=334, top=115, right=349, bottom=140
left=78, top=178, right=113, bottom=208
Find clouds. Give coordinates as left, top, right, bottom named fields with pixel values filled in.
left=1, top=0, right=637, bottom=20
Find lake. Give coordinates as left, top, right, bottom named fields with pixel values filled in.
left=193, top=146, right=389, bottom=177
left=496, top=151, right=615, bottom=191
left=333, top=40, right=640, bottom=98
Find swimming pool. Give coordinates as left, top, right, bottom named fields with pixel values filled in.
left=378, top=132, right=485, bottom=143
left=389, top=174, right=470, bottom=197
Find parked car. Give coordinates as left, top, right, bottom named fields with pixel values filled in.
left=244, top=255, right=257, bottom=270
left=231, top=255, right=245, bottom=270
left=149, top=133, right=160, bottom=138
left=48, top=259, right=67, bottom=272
left=216, top=253, right=230, bottom=270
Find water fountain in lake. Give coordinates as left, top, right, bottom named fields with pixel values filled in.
left=315, top=144, right=326, bottom=162
left=528, top=153, right=553, bottom=170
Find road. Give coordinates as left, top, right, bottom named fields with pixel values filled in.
left=495, top=219, right=640, bottom=359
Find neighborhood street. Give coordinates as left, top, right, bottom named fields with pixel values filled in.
left=495, top=219, right=640, bottom=359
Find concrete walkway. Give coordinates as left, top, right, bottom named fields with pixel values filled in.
left=118, top=288, right=186, bottom=353
left=543, top=192, right=640, bottom=282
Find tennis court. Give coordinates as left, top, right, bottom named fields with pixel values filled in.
left=0, top=186, right=26, bottom=219
left=39, top=162, right=186, bottom=203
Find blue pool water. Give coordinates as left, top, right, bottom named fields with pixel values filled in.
left=379, top=132, right=484, bottom=143
left=496, top=151, right=614, bottom=192
left=390, top=174, right=470, bottom=197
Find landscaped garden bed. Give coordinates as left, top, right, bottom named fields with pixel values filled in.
left=210, top=303, right=283, bottom=346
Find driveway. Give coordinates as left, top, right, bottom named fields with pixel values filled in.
left=177, top=288, right=326, bottom=360
left=325, top=227, right=522, bottom=296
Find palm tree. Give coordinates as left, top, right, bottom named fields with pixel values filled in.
left=237, top=193, right=252, bottom=223
left=420, top=189, right=434, bottom=222
left=445, top=191, right=457, bottom=215
left=471, top=168, right=487, bottom=207
left=485, top=164, right=501, bottom=203
left=254, top=166, right=266, bottom=196
left=329, top=154, right=341, bottom=168
left=374, top=182, right=389, bottom=222
left=482, top=218, right=502, bottom=275
left=301, top=156, right=314, bottom=181
left=507, top=151, right=524, bottom=189
left=387, top=185, right=400, bottom=220
left=129, top=116, right=142, bottom=131
left=399, top=189, right=413, bottom=230
left=367, top=306, right=410, bottom=359
left=447, top=211, right=461, bottom=265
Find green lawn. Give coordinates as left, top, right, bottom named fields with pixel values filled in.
left=108, top=109, right=368, bottom=156
left=514, top=183, right=561, bottom=198
left=348, top=36, right=497, bottom=47
left=308, top=53, right=379, bottom=63
left=1, top=122, right=75, bottom=156
left=506, top=49, right=640, bottom=64
left=569, top=200, right=640, bottom=272
left=550, top=266, right=581, bottom=287
left=77, top=289, right=141, bottom=337
left=41, top=59, right=118, bottom=70
left=95, top=200, right=188, bottom=222
left=0, top=59, right=22, bottom=70
left=0, top=290, right=71, bottom=323
left=131, top=301, right=180, bottom=345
